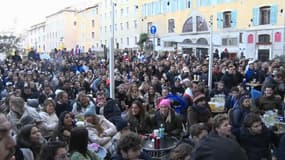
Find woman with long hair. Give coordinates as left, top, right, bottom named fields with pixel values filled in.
left=15, top=124, right=44, bottom=160
left=52, top=111, right=76, bottom=145
left=126, top=100, right=151, bottom=135
left=69, top=127, right=99, bottom=160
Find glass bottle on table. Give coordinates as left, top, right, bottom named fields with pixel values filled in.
left=159, top=123, right=165, bottom=138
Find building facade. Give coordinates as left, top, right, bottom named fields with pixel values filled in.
left=98, top=0, right=141, bottom=50
left=26, top=22, right=46, bottom=52
left=76, top=4, right=101, bottom=52
left=24, top=0, right=285, bottom=60
left=45, top=8, right=77, bottom=52
left=141, top=0, right=285, bottom=60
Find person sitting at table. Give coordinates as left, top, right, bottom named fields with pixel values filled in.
left=84, top=109, right=117, bottom=149
left=170, top=143, right=193, bottom=160
left=180, top=122, right=209, bottom=147
left=125, top=100, right=152, bottom=135
left=193, top=114, right=248, bottom=160
left=188, top=93, right=211, bottom=126
left=229, top=94, right=254, bottom=136
left=209, top=81, right=228, bottom=99
left=111, top=132, right=151, bottom=160
left=256, top=85, right=282, bottom=114
left=189, top=123, right=209, bottom=146
left=238, top=113, right=275, bottom=160
left=224, top=87, right=240, bottom=112
left=211, top=114, right=235, bottom=138
left=151, top=98, right=183, bottom=137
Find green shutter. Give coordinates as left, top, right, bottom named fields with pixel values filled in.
left=217, top=12, right=223, bottom=29
left=252, top=7, right=259, bottom=26
left=231, top=10, right=237, bottom=28
left=270, top=5, right=277, bottom=25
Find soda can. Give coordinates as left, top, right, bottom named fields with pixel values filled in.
left=154, top=137, right=160, bottom=149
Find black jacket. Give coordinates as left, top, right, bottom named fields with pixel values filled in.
left=96, top=99, right=126, bottom=131
left=193, top=131, right=248, bottom=160
left=238, top=125, right=273, bottom=160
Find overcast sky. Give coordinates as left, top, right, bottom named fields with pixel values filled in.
left=0, top=0, right=90, bottom=33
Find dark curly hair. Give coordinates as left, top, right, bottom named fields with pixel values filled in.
left=117, top=132, right=142, bottom=153
left=170, top=143, right=193, bottom=160
left=38, top=141, right=66, bottom=160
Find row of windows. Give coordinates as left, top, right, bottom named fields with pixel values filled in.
left=104, top=0, right=129, bottom=7
left=80, top=8, right=99, bottom=18
left=100, top=20, right=138, bottom=33
left=197, top=0, right=238, bottom=7
left=73, top=19, right=96, bottom=27
left=216, top=5, right=277, bottom=29
left=101, top=36, right=137, bottom=46
left=100, top=5, right=138, bottom=19
left=142, top=0, right=191, bottom=17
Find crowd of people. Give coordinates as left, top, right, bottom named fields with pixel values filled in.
left=0, top=48, right=285, bottom=160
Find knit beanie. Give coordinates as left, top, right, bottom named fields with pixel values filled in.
left=193, top=93, right=206, bottom=103
left=84, top=108, right=96, bottom=117
left=157, top=99, right=171, bottom=109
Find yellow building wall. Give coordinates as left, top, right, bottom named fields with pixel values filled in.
left=63, top=11, right=77, bottom=50
left=76, top=6, right=100, bottom=51
left=140, top=0, right=285, bottom=35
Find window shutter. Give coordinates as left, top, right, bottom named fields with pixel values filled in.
left=161, top=0, right=166, bottom=14
left=171, top=0, right=177, bottom=12
left=142, top=5, right=145, bottom=17
left=149, top=3, right=152, bottom=16
left=270, top=5, right=277, bottom=25
left=231, top=10, right=237, bottom=28
left=217, top=12, right=223, bottom=29
left=178, top=0, right=186, bottom=10
left=252, top=7, right=259, bottom=26
left=153, top=2, right=156, bottom=15
left=156, top=1, right=161, bottom=14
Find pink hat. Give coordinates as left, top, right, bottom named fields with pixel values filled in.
left=157, top=99, right=171, bottom=109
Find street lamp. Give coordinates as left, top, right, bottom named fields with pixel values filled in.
left=281, top=9, right=285, bottom=56
left=208, top=15, right=213, bottom=91
left=109, top=0, right=115, bottom=98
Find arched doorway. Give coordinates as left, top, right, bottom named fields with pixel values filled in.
left=182, top=39, right=193, bottom=54
left=196, top=38, right=208, bottom=58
